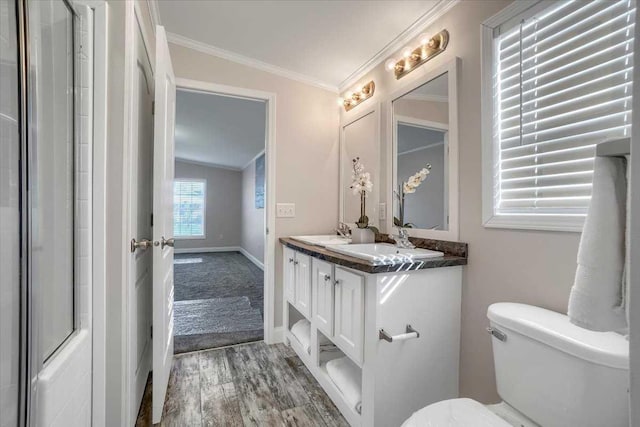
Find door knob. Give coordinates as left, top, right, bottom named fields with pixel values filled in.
left=159, top=236, right=174, bottom=249
left=130, top=238, right=152, bottom=253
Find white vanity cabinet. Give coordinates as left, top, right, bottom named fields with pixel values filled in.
left=283, top=247, right=312, bottom=318
left=283, top=244, right=464, bottom=427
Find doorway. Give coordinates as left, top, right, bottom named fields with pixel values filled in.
left=171, top=83, right=273, bottom=353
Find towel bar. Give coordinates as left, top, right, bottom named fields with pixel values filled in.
left=379, top=324, right=420, bottom=342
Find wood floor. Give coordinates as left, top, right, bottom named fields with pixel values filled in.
left=136, top=341, right=348, bottom=426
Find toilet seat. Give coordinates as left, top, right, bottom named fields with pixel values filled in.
left=401, top=398, right=512, bottom=427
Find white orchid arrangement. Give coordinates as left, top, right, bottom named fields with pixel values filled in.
left=349, top=157, right=374, bottom=229
left=395, top=164, right=431, bottom=228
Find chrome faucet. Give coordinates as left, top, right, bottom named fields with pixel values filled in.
left=335, top=222, right=351, bottom=238
left=395, top=228, right=415, bottom=249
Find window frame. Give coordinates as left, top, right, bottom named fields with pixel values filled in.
left=173, top=178, right=207, bottom=239
left=481, top=0, right=601, bottom=233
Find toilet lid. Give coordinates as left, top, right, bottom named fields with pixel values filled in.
left=401, top=398, right=512, bottom=427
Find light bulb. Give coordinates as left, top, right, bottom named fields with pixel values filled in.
left=402, top=46, right=413, bottom=58
left=385, top=58, right=396, bottom=71
left=418, top=33, right=429, bottom=45
left=337, top=97, right=344, bottom=106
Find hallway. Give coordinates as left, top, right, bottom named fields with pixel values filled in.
left=135, top=342, right=348, bottom=426
left=173, top=252, right=264, bottom=353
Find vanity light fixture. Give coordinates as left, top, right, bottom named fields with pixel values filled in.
left=339, top=81, right=375, bottom=112
left=387, top=30, right=449, bottom=80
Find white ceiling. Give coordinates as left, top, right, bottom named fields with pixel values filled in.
left=156, top=0, right=442, bottom=90
left=175, top=90, right=266, bottom=170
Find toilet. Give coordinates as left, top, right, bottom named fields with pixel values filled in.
left=402, top=303, right=630, bottom=427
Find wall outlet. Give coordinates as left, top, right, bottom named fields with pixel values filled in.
left=379, top=202, right=386, bottom=220
left=276, top=203, right=295, bottom=218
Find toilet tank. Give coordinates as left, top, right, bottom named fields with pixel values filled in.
left=487, top=303, right=629, bottom=427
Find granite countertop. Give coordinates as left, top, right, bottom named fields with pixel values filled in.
left=280, top=235, right=468, bottom=274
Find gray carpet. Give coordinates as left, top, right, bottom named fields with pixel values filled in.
left=173, top=251, right=264, bottom=353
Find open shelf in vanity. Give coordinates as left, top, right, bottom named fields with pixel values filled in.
left=281, top=237, right=467, bottom=427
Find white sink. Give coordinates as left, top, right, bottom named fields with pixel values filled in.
left=291, top=235, right=352, bottom=247
left=326, top=243, right=444, bottom=265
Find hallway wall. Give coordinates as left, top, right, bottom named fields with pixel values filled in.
left=242, top=155, right=265, bottom=266
left=174, top=159, right=242, bottom=250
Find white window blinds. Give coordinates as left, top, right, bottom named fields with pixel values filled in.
left=492, top=0, right=634, bottom=224
left=174, top=180, right=206, bottom=237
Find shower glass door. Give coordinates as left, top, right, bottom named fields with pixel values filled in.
left=0, top=0, right=22, bottom=425
left=27, top=0, right=77, bottom=363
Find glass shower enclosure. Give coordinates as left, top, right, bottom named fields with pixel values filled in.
left=1, top=0, right=78, bottom=425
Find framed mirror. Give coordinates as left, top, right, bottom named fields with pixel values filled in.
left=388, top=58, right=459, bottom=240
left=339, top=106, right=380, bottom=230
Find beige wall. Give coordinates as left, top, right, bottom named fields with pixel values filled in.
left=242, top=157, right=265, bottom=264
left=169, top=43, right=340, bottom=328
left=340, top=0, right=581, bottom=402
left=174, top=160, right=242, bottom=249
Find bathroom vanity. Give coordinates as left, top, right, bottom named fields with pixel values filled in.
left=281, top=237, right=467, bottom=427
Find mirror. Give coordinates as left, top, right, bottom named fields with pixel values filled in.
left=393, top=72, right=449, bottom=232
left=340, top=109, right=379, bottom=229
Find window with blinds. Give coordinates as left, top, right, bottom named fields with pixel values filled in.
left=174, top=180, right=206, bottom=238
left=484, top=0, right=634, bottom=231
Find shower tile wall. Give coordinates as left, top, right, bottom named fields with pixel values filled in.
left=0, top=0, right=21, bottom=425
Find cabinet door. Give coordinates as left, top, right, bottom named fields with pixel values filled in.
left=312, top=259, right=334, bottom=337
left=294, top=253, right=312, bottom=318
left=283, top=246, right=296, bottom=304
left=334, top=267, right=364, bottom=364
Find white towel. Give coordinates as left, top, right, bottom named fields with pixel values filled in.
left=326, top=357, right=362, bottom=414
left=291, top=319, right=311, bottom=354
left=568, top=156, right=628, bottom=333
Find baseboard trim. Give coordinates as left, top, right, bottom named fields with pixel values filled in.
left=174, top=246, right=241, bottom=254
left=239, top=247, right=264, bottom=270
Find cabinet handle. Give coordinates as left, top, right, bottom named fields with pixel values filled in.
left=323, top=274, right=331, bottom=281
left=288, top=257, right=294, bottom=263
left=334, top=279, right=341, bottom=286
left=294, top=260, right=299, bottom=265
left=379, top=325, right=420, bottom=343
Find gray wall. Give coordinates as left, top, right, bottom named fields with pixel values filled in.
left=242, top=157, right=265, bottom=264
left=174, top=160, right=242, bottom=249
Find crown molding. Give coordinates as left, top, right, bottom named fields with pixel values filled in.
left=167, top=32, right=339, bottom=93
left=175, top=156, right=243, bottom=172
left=338, top=0, right=460, bottom=92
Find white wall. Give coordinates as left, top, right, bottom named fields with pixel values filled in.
left=340, top=0, right=582, bottom=402
left=242, top=156, right=265, bottom=266
left=169, top=43, right=340, bottom=328
left=174, top=160, right=242, bottom=250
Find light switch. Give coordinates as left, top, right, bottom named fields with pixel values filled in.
left=379, top=202, right=386, bottom=220
left=277, top=203, right=295, bottom=218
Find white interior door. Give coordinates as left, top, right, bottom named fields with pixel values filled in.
left=152, top=25, right=176, bottom=424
